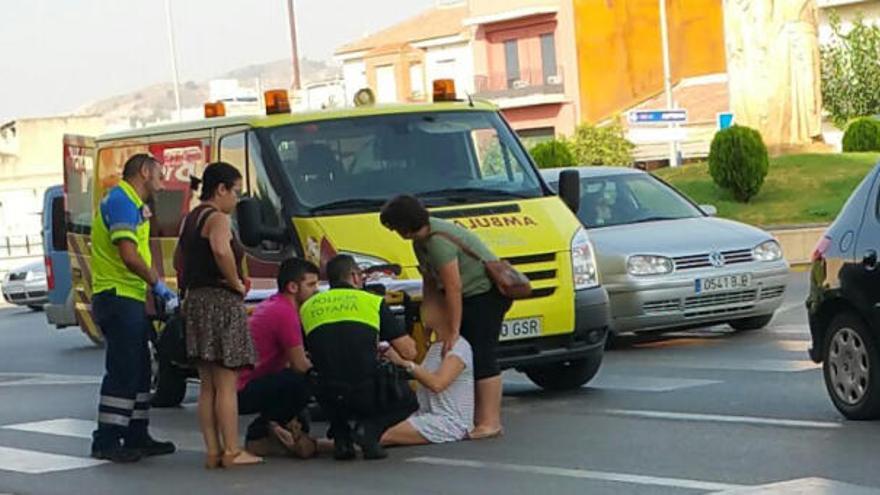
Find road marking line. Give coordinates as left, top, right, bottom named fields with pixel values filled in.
left=2, top=418, right=204, bottom=452
left=0, top=446, right=106, bottom=474
left=3, top=419, right=93, bottom=439
left=0, top=372, right=101, bottom=387
left=774, top=340, right=811, bottom=352
left=646, top=358, right=819, bottom=372
left=407, top=456, right=748, bottom=491
left=711, top=477, right=880, bottom=494
left=777, top=302, right=804, bottom=315
left=504, top=372, right=721, bottom=392
left=602, top=409, right=842, bottom=429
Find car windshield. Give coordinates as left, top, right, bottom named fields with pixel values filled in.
left=266, top=111, right=543, bottom=213
left=552, top=173, right=703, bottom=228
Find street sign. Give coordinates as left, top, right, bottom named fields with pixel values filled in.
left=628, top=109, right=688, bottom=124
left=627, top=127, right=689, bottom=143
left=717, top=112, right=735, bottom=130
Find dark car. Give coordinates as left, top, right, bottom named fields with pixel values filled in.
left=807, top=163, right=880, bottom=420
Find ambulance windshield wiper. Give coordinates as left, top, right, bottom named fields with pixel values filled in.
left=310, top=198, right=387, bottom=213
left=416, top=187, right=530, bottom=201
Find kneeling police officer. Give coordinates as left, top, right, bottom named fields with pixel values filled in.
left=302, top=255, right=417, bottom=460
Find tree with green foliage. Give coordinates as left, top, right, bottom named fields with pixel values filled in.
left=528, top=140, right=574, bottom=168
left=842, top=117, right=880, bottom=152
left=820, top=12, right=880, bottom=128
left=569, top=119, right=634, bottom=167
left=708, top=125, right=769, bottom=203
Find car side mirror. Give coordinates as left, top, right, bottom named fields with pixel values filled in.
left=700, top=204, right=718, bottom=217
left=558, top=170, right=581, bottom=214
left=236, top=197, right=288, bottom=248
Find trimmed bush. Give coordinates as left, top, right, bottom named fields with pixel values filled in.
left=529, top=140, right=574, bottom=168
left=570, top=119, right=635, bottom=167
left=708, top=125, right=769, bottom=203
left=842, top=117, right=880, bottom=152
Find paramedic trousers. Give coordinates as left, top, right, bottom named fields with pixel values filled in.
left=92, top=291, right=153, bottom=450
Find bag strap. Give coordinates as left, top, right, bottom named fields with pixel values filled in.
left=428, top=231, right=485, bottom=263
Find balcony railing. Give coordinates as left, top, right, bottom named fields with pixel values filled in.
left=474, top=66, right=564, bottom=99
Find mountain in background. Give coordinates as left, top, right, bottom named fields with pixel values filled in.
left=78, top=58, right=340, bottom=127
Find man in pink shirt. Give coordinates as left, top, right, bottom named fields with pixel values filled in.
left=237, top=258, right=320, bottom=457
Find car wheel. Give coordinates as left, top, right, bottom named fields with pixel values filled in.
left=525, top=353, right=603, bottom=391
left=823, top=313, right=880, bottom=420
left=729, top=314, right=774, bottom=332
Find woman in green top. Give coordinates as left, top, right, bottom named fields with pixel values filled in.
left=381, top=195, right=511, bottom=439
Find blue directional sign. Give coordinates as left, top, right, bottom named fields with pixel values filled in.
left=717, top=112, right=735, bottom=130
left=628, top=109, right=688, bottom=124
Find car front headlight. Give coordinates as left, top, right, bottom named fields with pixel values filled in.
left=753, top=240, right=783, bottom=262
left=571, top=228, right=599, bottom=290
left=627, top=255, right=674, bottom=276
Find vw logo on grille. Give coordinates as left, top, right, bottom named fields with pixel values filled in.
left=708, top=251, right=726, bottom=268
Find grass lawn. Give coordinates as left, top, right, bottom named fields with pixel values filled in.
left=653, top=153, right=880, bottom=227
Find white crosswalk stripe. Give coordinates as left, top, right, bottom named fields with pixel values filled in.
left=2, top=418, right=205, bottom=453
left=0, top=446, right=105, bottom=474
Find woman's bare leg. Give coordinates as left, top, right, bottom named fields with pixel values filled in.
left=471, top=375, right=503, bottom=438
left=380, top=420, right=430, bottom=447
left=211, top=366, right=260, bottom=463
left=196, top=363, right=221, bottom=456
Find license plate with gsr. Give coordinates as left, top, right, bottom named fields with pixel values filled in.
left=500, top=317, right=542, bottom=341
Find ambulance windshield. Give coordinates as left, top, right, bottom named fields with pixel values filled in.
left=266, top=111, right=545, bottom=213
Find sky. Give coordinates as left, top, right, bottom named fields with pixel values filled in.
left=0, top=0, right=436, bottom=122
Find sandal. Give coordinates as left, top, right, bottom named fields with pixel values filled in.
left=205, top=453, right=222, bottom=470
left=468, top=427, right=504, bottom=440
left=220, top=450, right=264, bottom=468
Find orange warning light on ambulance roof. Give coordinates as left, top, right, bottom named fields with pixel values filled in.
left=265, top=89, right=291, bottom=115
left=433, top=79, right=457, bottom=102
left=203, top=102, right=226, bottom=119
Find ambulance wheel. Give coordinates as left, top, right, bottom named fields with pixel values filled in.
left=525, top=353, right=603, bottom=391
left=151, top=345, right=186, bottom=408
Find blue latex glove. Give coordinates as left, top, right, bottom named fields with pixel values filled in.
left=152, top=280, right=176, bottom=302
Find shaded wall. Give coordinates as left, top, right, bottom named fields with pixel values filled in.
left=573, top=0, right=726, bottom=123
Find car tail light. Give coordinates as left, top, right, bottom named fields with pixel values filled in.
left=45, top=256, right=55, bottom=291
left=812, top=235, right=832, bottom=262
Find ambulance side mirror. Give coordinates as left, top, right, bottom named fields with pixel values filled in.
left=558, top=169, right=581, bottom=214
left=236, top=197, right=287, bottom=248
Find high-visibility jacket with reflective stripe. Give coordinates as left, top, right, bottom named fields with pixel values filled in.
left=300, top=288, right=383, bottom=336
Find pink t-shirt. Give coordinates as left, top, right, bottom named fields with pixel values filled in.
left=237, top=294, right=303, bottom=391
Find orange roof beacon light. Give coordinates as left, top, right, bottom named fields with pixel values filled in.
left=353, top=87, right=376, bottom=107
left=265, top=89, right=291, bottom=115
left=203, top=101, right=226, bottom=119
left=433, top=79, right=457, bottom=102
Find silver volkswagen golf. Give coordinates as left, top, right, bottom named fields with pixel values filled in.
left=542, top=167, right=789, bottom=336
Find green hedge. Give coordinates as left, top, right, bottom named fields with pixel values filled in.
left=529, top=140, right=574, bottom=168
left=842, top=117, right=880, bottom=152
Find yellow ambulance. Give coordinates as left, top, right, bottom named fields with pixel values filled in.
left=63, top=84, right=609, bottom=405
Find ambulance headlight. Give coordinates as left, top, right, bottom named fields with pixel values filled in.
left=339, top=252, right=399, bottom=279
left=571, top=228, right=599, bottom=290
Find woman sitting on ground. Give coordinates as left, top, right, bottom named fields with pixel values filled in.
left=380, top=299, right=474, bottom=446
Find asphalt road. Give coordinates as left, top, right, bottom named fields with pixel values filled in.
left=1, top=271, right=879, bottom=495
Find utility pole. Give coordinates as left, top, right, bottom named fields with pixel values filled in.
left=286, top=0, right=302, bottom=91
left=164, top=0, right=183, bottom=121
left=659, top=0, right=678, bottom=167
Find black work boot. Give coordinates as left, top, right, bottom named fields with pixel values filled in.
left=126, top=435, right=176, bottom=457
left=333, top=437, right=356, bottom=461
left=91, top=443, right=143, bottom=463
left=354, top=423, right=387, bottom=460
